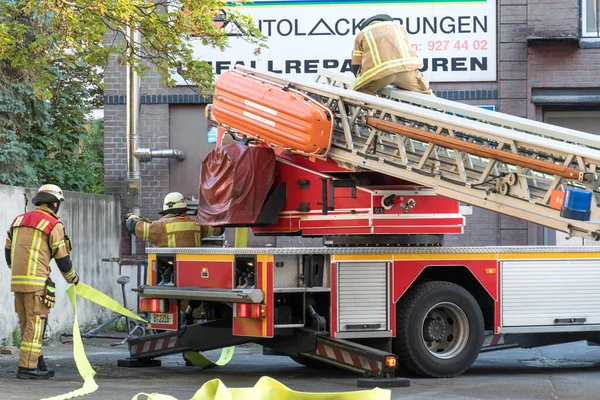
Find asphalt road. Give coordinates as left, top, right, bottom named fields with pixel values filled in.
left=1, top=340, right=600, bottom=400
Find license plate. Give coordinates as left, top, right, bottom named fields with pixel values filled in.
left=149, top=312, right=173, bottom=325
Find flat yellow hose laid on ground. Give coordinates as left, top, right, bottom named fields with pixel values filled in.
left=183, top=347, right=235, bottom=367
left=132, top=376, right=392, bottom=400
left=41, top=280, right=237, bottom=400
left=41, top=283, right=145, bottom=400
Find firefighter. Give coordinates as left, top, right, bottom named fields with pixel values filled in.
left=5, top=184, right=80, bottom=379
left=351, top=14, right=433, bottom=96
left=125, top=192, right=223, bottom=248
left=126, top=192, right=223, bottom=335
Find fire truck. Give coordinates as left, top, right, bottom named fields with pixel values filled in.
left=123, top=66, right=600, bottom=381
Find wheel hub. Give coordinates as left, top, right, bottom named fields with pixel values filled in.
left=423, top=317, right=446, bottom=342
left=420, top=302, right=470, bottom=360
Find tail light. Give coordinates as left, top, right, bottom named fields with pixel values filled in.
left=140, top=298, right=167, bottom=313
left=234, top=303, right=265, bottom=319
left=385, top=355, right=398, bottom=368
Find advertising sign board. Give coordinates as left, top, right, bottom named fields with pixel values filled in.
left=180, top=0, right=497, bottom=83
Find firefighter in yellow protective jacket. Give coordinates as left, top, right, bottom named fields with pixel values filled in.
left=125, top=192, right=223, bottom=248
left=351, top=14, right=433, bottom=96
left=5, top=184, right=80, bottom=380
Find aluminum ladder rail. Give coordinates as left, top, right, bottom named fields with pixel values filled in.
left=233, top=66, right=600, bottom=240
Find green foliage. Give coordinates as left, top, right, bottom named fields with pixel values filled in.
left=0, top=0, right=262, bottom=192
left=0, top=82, right=48, bottom=187
left=0, top=0, right=267, bottom=96
left=12, top=327, right=22, bottom=348
left=0, top=75, right=105, bottom=193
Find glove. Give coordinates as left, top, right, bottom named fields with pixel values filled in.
left=127, top=214, right=140, bottom=222
left=44, top=279, right=56, bottom=308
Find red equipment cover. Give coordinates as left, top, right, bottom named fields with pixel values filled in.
left=211, top=70, right=334, bottom=157
left=196, top=144, right=276, bottom=225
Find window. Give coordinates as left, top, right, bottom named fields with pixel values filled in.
left=583, top=0, right=600, bottom=37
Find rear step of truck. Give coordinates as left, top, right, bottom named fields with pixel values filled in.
left=118, top=330, right=188, bottom=367
left=301, top=336, right=409, bottom=387
left=119, top=319, right=255, bottom=367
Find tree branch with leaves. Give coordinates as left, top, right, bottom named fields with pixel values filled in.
left=1, top=0, right=267, bottom=97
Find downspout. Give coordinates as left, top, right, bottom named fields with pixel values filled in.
left=124, top=25, right=185, bottom=258
left=134, top=148, right=185, bottom=162
left=125, top=24, right=141, bottom=255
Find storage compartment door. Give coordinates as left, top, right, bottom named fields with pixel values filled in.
left=337, top=262, right=389, bottom=335
left=502, top=259, right=600, bottom=329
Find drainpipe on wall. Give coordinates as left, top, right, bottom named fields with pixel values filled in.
left=134, top=148, right=186, bottom=162
left=124, top=24, right=141, bottom=256
left=123, top=26, right=186, bottom=256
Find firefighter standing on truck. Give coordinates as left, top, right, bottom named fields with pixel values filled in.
left=351, top=14, right=433, bottom=96
left=126, top=192, right=223, bottom=248
left=5, top=184, right=80, bottom=380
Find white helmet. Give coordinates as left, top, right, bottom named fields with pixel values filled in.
left=32, top=184, right=65, bottom=206
left=160, top=192, right=187, bottom=215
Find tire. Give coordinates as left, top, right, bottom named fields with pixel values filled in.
left=393, top=281, right=484, bottom=378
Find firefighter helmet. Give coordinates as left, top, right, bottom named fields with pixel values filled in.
left=359, top=14, right=394, bottom=31
left=159, top=192, right=187, bottom=215
left=32, top=184, right=65, bottom=206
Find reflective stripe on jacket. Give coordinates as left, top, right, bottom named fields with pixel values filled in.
left=5, top=206, right=70, bottom=292
left=351, top=21, right=423, bottom=91
left=134, top=214, right=222, bottom=247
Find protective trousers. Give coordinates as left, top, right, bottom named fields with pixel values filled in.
left=357, top=69, right=433, bottom=96
left=14, top=291, right=50, bottom=369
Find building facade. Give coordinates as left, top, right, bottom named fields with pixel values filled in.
left=104, top=0, right=600, bottom=254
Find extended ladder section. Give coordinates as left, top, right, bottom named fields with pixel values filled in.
left=223, top=66, right=600, bottom=240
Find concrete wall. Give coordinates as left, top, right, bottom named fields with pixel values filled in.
left=0, top=185, right=126, bottom=345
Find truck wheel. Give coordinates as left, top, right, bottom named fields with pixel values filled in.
left=393, top=281, right=484, bottom=378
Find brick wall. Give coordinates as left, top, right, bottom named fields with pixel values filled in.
left=499, top=0, right=528, bottom=118
left=445, top=208, right=500, bottom=247
left=103, top=31, right=129, bottom=254
left=527, top=42, right=600, bottom=116
left=138, top=103, right=170, bottom=216
left=528, top=0, right=579, bottom=37
left=103, top=31, right=179, bottom=254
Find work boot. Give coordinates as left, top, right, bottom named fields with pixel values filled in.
left=38, top=355, right=55, bottom=378
left=16, top=367, right=50, bottom=380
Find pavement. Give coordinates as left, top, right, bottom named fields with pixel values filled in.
left=1, top=339, right=600, bottom=400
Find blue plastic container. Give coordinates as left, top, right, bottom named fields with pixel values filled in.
left=560, top=187, right=592, bottom=221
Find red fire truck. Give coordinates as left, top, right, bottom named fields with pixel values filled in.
left=124, top=67, right=600, bottom=381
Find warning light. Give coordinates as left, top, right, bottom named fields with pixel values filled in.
left=384, top=355, right=398, bottom=368
left=484, top=268, right=497, bottom=275
left=235, top=303, right=265, bottom=319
